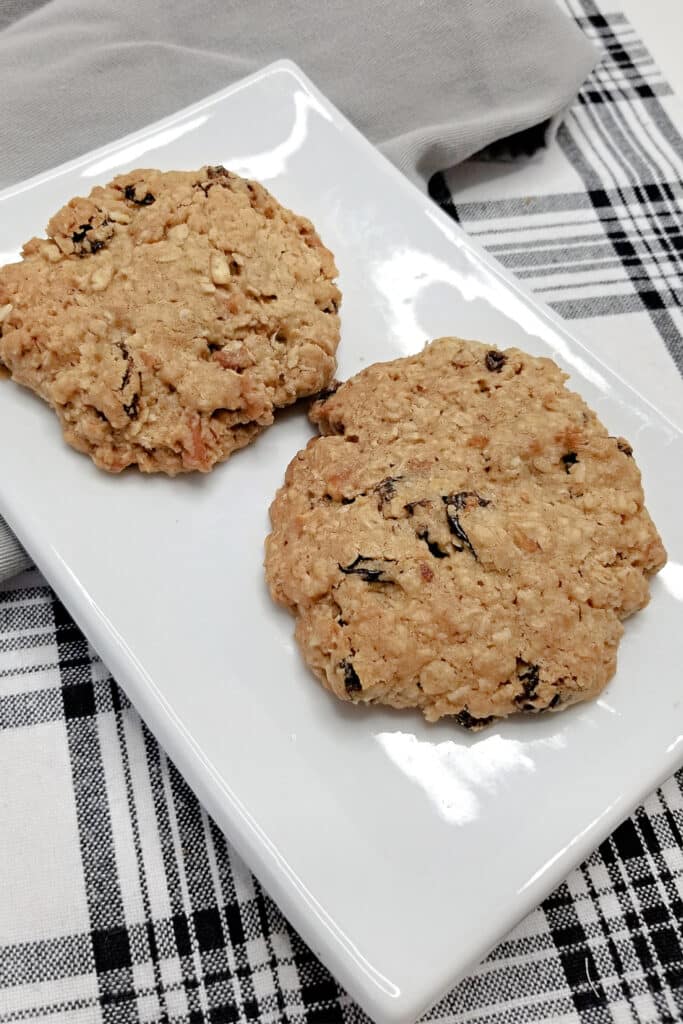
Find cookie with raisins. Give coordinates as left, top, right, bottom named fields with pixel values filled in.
left=0, top=166, right=340, bottom=474
left=265, top=337, right=665, bottom=727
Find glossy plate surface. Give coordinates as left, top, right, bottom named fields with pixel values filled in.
left=1, top=62, right=682, bottom=1024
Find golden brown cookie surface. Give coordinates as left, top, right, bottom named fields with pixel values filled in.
left=265, top=337, right=666, bottom=727
left=0, top=166, right=340, bottom=473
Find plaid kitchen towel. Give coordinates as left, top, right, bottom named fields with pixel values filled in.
left=1, top=2, right=683, bottom=1023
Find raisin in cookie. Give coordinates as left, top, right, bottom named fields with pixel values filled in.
left=265, top=337, right=666, bottom=728
left=0, top=166, right=340, bottom=473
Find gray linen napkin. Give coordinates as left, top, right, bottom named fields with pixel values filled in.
left=0, top=0, right=597, bottom=581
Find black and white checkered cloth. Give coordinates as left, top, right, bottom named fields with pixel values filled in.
left=2, top=2, right=682, bottom=1022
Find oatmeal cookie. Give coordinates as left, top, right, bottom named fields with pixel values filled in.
left=0, top=166, right=340, bottom=473
left=265, top=337, right=666, bottom=727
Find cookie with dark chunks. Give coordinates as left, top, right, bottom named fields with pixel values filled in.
left=265, top=337, right=666, bottom=727
left=0, top=166, right=340, bottom=474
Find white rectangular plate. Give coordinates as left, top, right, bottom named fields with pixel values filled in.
left=1, top=62, right=682, bottom=1024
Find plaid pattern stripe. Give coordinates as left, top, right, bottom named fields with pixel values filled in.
left=2, top=2, right=683, bottom=1022
left=436, top=1, right=683, bottom=374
